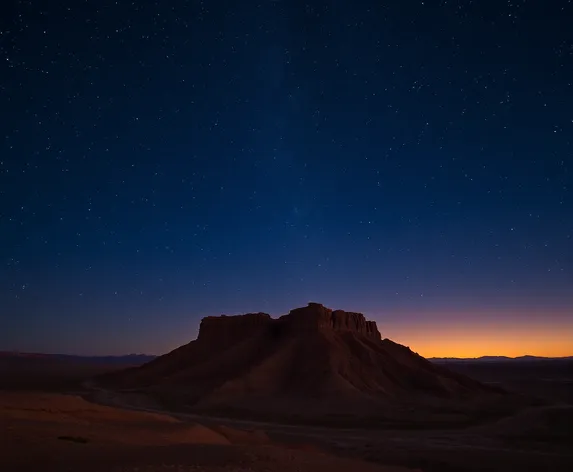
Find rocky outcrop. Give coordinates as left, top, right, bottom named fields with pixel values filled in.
left=333, top=311, right=380, bottom=339
left=198, top=312, right=271, bottom=345
left=197, top=303, right=381, bottom=343
left=100, top=302, right=506, bottom=425
left=280, top=303, right=381, bottom=339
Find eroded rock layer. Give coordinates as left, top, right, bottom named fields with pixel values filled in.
left=197, top=303, right=381, bottom=344
left=99, top=302, right=505, bottom=424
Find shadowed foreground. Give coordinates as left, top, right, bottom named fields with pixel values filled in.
left=0, top=392, right=417, bottom=472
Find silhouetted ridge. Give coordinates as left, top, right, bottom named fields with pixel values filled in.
left=100, top=302, right=505, bottom=424
left=197, top=303, right=381, bottom=343
left=280, top=302, right=381, bottom=339
left=198, top=312, right=271, bottom=345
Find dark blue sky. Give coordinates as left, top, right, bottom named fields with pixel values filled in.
left=1, top=0, right=571, bottom=356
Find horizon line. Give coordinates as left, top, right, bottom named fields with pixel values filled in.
left=2, top=350, right=572, bottom=360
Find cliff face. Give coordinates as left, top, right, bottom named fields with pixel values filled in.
left=198, top=312, right=271, bottom=345
left=100, top=301, right=505, bottom=424
left=197, top=303, right=381, bottom=344
left=279, top=303, right=382, bottom=340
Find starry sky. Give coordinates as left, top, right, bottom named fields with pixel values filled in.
left=1, top=0, right=571, bottom=357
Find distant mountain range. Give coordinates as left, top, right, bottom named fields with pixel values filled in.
left=0, top=352, right=156, bottom=365
left=430, top=355, right=573, bottom=363
left=2, top=351, right=571, bottom=366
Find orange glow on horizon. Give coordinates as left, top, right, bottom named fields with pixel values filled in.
left=153, top=310, right=573, bottom=359
left=384, top=319, right=573, bottom=358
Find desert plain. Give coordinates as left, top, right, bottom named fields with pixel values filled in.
left=2, top=304, right=572, bottom=472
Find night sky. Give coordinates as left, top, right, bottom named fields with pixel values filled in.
left=1, top=0, right=571, bottom=357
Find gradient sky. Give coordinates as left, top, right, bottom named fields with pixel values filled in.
left=1, top=0, right=571, bottom=358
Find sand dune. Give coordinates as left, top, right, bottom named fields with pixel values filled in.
left=0, top=392, right=419, bottom=472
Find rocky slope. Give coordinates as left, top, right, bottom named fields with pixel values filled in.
left=100, top=303, right=507, bottom=424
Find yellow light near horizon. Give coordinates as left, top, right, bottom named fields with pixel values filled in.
left=385, top=320, right=573, bottom=358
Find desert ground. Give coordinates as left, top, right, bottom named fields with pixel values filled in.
left=438, top=359, right=573, bottom=405
left=2, top=391, right=422, bottom=472
left=1, top=354, right=573, bottom=472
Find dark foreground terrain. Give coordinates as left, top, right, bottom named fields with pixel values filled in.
left=434, top=358, right=573, bottom=405
left=1, top=355, right=572, bottom=472
left=0, top=352, right=153, bottom=392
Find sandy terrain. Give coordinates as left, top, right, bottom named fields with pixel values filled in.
left=82, top=384, right=573, bottom=472
left=0, top=392, right=418, bottom=472
left=1, top=359, right=572, bottom=471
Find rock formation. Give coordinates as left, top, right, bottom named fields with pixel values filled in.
left=278, top=302, right=382, bottom=338
left=198, top=312, right=272, bottom=346
left=100, top=303, right=506, bottom=425
left=196, top=303, right=381, bottom=344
